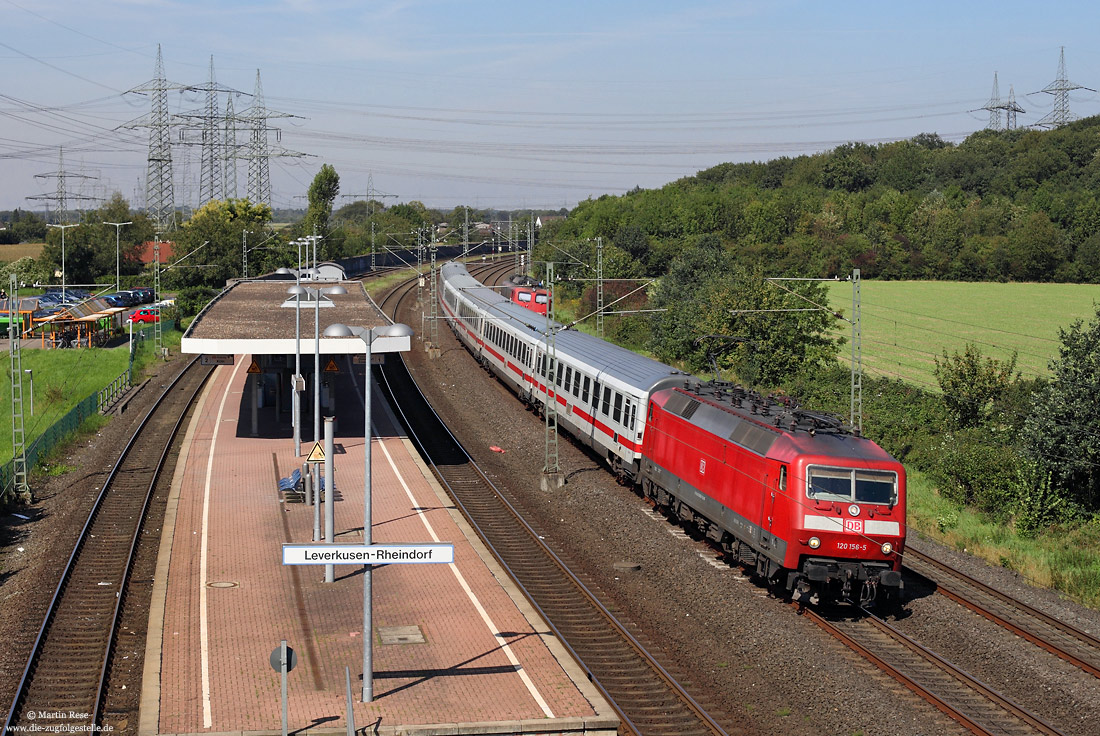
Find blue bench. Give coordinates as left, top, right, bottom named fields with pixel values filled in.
left=278, top=468, right=304, bottom=502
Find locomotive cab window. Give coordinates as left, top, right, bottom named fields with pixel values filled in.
left=535, top=293, right=548, bottom=305
left=807, top=466, right=897, bottom=505
left=517, top=291, right=532, bottom=302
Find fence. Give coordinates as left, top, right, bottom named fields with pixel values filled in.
left=0, top=320, right=171, bottom=504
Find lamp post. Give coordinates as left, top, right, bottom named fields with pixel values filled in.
left=45, top=223, right=79, bottom=302
left=279, top=238, right=307, bottom=457
left=324, top=321, right=413, bottom=703
left=312, top=280, right=345, bottom=445
left=103, top=221, right=132, bottom=292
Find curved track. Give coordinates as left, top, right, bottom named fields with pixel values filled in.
left=376, top=271, right=730, bottom=736
left=904, top=548, right=1100, bottom=680
left=4, top=358, right=212, bottom=734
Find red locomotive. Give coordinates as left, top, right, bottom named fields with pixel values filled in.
left=641, top=382, right=905, bottom=606
left=510, top=285, right=550, bottom=315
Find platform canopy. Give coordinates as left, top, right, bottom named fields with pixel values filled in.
left=181, top=280, right=413, bottom=357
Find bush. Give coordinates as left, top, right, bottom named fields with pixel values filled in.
left=931, top=429, right=1021, bottom=518
left=1015, top=460, right=1075, bottom=537
left=175, top=286, right=218, bottom=318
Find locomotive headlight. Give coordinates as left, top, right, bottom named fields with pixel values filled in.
left=808, top=536, right=821, bottom=549
left=881, top=542, right=894, bottom=555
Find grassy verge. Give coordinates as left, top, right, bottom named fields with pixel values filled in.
left=906, top=469, right=1100, bottom=608
left=0, top=323, right=183, bottom=461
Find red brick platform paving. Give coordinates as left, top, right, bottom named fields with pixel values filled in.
left=143, top=359, right=616, bottom=735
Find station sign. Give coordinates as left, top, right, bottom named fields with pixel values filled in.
left=200, top=354, right=235, bottom=366
left=282, top=544, right=455, bottom=565
left=352, top=354, right=385, bottom=365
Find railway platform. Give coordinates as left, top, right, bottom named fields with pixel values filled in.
left=139, top=356, right=617, bottom=735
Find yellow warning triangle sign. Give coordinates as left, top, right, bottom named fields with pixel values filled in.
left=323, top=358, right=340, bottom=373
left=247, top=359, right=261, bottom=374
left=306, top=442, right=326, bottom=463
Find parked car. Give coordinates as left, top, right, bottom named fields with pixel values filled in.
left=128, top=308, right=159, bottom=323
left=115, top=291, right=141, bottom=306
left=103, top=294, right=127, bottom=308
left=131, top=287, right=155, bottom=303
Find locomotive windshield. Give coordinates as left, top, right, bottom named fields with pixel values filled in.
left=807, top=466, right=897, bottom=505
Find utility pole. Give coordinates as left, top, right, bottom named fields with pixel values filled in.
left=45, top=223, right=79, bottom=302
left=242, top=229, right=253, bottom=278
left=28, top=147, right=98, bottom=225
left=850, top=268, right=862, bottom=434
left=124, top=45, right=187, bottom=231
left=154, top=237, right=164, bottom=357
left=541, top=262, right=563, bottom=491
left=8, top=274, right=29, bottom=502
left=1035, top=47, right=1094, bottom=129
left=981, top=72, right=1002, bottom=130
left=428, top=241, right=440, bottom=358
left=595, top=237, right=605, bottom=340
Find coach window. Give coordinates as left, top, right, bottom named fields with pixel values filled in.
left=629, top=403, right=637, bottom=431
left=602, top=386, right=612, bottom=416
left=573, top=373, right=581, bottom=398
left=564, top=366, right=573, bottom=393
left=582, top=376, right=590, bottom=403
left=556, top=361, right=564, bottom=387
left=613, top=393, right=623, bottom=423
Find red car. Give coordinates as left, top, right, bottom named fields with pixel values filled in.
left=128, top=308, right=159, bottom=323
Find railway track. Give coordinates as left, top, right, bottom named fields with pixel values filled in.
left=377, top=274, right=730, bottom=736
left=3, top=358, right=212, bottom=734
left=803, top=606, right=1066, bottom=736
left=904, top=548, right=1100, bottom=679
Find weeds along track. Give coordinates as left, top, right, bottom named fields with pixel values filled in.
left=4, top=359, right=212, bottom=733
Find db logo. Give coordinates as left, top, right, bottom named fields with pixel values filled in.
left=844, top=519, right=864, bottom=534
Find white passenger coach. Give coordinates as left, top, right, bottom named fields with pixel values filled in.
left=439, top=261, right=686, bottom=479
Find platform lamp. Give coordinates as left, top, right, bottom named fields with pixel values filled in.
left=323, top=321, right=414, bottom=703
left=279, top=265, right=303, bottom=458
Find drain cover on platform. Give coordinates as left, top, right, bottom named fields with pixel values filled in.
left=378, top=625, right=425, bottom=645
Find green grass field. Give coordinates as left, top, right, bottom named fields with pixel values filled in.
left=0, top=326, right=181, bottom=464
left=825, top=281, right=1099, bottom=390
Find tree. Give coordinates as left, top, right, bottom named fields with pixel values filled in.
left=169, top=198, right=272, bottom=298
left=649, top=237, right=840, bottom=387
left=933, top=344, right=1020, bottom=428
left=303, top=164, right=340, bottom=237
left=1022, top=305, right=1100, bottom=511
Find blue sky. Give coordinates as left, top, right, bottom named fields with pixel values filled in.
left=2, top=0, right=1099, bottom=214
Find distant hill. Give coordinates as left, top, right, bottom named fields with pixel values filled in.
left=550, top=117, right=1100, bottom=283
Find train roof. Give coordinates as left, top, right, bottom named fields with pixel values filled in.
left=652, top=382, right=900, bottom=467
left=442, top=261, right=685, bottom=394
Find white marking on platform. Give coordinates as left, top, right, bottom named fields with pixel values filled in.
left=376, top=438, right=555, bottom=718
left=200, top=359, right=243, bottom=729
